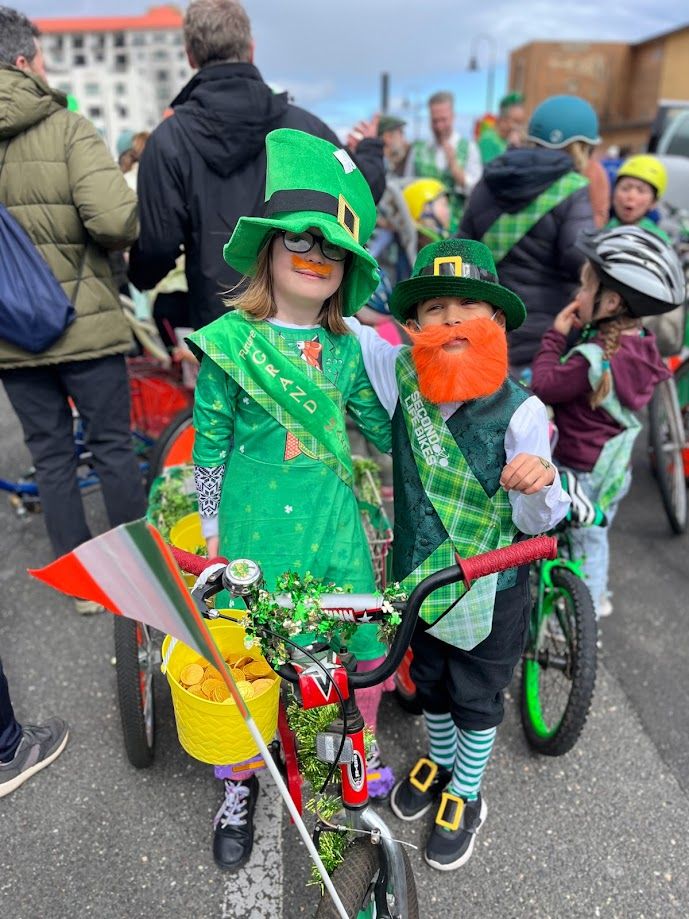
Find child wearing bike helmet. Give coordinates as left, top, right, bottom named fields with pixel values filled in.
left=609, top=154, right=670, bottom=241
left=402, top=178, right=452, bottom=250
left=187, top=129, right=393, bottom=870
left=347, top=238, right=571, bottom=871
left=531, top=226, right=684, bottom=617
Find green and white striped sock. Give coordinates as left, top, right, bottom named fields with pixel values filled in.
left=423, top=710, right=457, bottom=769
left=449, top=727, right=497, bottom=801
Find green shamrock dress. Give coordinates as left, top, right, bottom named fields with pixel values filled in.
left=192, top=320, right=392, bottom=661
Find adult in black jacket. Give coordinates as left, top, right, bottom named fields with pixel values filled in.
left=460, top=96, right=597, bottom=371
left=129, top=0, right=385, bottom=330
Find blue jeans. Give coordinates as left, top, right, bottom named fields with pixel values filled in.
left=0, top=657, right=22, bottom=762
left=561, top=467, right=631, bottom=613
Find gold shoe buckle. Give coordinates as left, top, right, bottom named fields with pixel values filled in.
left=435, top=791, right=464, bottom=832
left=409, top=757, right=438, bottom=793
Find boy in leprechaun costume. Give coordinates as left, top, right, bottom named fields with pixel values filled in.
left=348, top=238, right=571, bottom=871
left=187, top=129, right=394, bottom=870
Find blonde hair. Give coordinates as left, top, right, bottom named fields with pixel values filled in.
left=581, top=262, right=642, bottom=408
left=567, top=140, right=592, bottom=174
left=223, top=236, right=349, bottom=335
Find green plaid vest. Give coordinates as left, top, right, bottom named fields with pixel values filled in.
left=412, top=137, right=470, bottom=230
left=392, top=354, right=530, bottom=648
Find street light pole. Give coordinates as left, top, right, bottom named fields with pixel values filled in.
left=468, top=34, right=497, bottom=113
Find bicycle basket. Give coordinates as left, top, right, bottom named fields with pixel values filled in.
left=353, top=458, right=393, bottom=590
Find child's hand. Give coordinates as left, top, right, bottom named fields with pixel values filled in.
left=500, top=453, right=556, bottom=494
left=553, top=301, right=583, bottom=336
left=206, top=536, right=219, bottom=559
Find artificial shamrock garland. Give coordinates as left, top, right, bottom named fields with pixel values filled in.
left=239, top=570, right=407, bottom=667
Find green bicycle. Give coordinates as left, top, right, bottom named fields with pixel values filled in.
left=520, top=496, right=601, bottom=756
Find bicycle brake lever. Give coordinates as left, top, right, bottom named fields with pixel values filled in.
left=190, top=563, right=227, bottom=613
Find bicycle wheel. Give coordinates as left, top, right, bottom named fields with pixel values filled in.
left=315, top=839, right=418, bottom=919
left=520, top=566, right=597, bottom=757
left=672, top=356, right=689, bottom=484
left=114, top=617, right=160, bottom=768
left=648, top=378, right=687, bottom=534
left=145, top=406, right=194, bottom=491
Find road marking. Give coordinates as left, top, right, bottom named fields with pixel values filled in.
left=221, top=778, right=283, bottom=918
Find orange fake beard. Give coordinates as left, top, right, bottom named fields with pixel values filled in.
left=290, top=254, right=333, bottom=277
left=407, top=317, right=508, bottom=404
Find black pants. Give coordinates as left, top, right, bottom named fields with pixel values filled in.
left=0, top=657, right=21, bottom=761
left=410, top=575, right=531, bottom=732
left=1, top=355, right=147, bottom=558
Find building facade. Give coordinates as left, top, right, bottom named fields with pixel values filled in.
left=509, top=24, right=689, bottom=151
left=36, top=5, right=192, bottom=157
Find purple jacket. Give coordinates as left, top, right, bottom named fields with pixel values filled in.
left=531, top=328, right=670, bottom=471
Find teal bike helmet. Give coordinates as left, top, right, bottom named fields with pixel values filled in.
left=527, top=95, right=601, bottom=149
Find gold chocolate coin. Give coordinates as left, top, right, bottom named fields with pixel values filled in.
left=250, top=678, right=275, bottom=697
left=180, top=663, right=204, bottom=687
left=244, top=661, right=272, bottom=680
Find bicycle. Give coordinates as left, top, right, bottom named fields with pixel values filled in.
left=116, top=531, right=557, bottom=918
left=648, top=372, right=688, bottom=534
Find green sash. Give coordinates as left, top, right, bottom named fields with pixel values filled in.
left=189, top=313, right=354, bottom=486
left=481, top=172, right=589, bottom=264
left=396, top=350, right=513, bottom=649
left=565, top=343, right=641, bottom=509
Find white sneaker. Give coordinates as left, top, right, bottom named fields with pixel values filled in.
left=597, top=597, right=613, bottom=619
left=74, top=598, right=105, bottom=615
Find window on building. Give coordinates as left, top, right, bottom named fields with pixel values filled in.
left=72, top=35, right=84, bottom=49
left=114, top=54, right=129, bottom=72
left=56, top=82, right=72, bottom=94
left=153, top=49, right=168, bottom=60
left=115, top=82, right=127, bottom=95
left=87, top=106, right=103, bottom=119
left=73, top=54, right=86, bottom=67
left=52, top=36, right=64, bottom=51
left=113, top=33, right=125, bottom=48
left=84, top=82, right=100, bottom=96
left=94, top=51, right=104, bottom=63
left=155, top=69, right=169, bottom=82
left=93, top=34, right=105, bottom=49
left=132, top=33, right=146, bottom=46
left=171, top=33, right=183, bottom=46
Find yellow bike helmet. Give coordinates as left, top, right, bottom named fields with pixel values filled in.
left=402, top=178, right=447, bottom=221
left=616, top=154, right=667, bottom=199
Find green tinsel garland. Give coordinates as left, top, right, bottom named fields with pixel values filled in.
left=286, top=700, right=374, bottom=888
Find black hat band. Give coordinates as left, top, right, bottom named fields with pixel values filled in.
left=263, top=189, right=360, bottom=242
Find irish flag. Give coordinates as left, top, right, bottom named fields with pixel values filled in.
left=29, top=518, right=249, bottom=717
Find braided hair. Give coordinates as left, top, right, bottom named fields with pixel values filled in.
left=589, top=313, right=642, bottom=408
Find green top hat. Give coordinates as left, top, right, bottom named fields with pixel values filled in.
left=223, top=128, right=379, bottom=316
left=389, top=239, right=526, bottom=330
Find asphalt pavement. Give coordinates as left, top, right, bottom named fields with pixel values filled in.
left=1, top=390, right=688, bottom=919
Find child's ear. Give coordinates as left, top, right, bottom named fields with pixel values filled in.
left=494, top=310, right=506, bottom=328
left=405, top=318, right=421, bottom=332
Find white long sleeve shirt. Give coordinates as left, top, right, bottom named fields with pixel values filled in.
left=346, top=318, right=570, bottom=535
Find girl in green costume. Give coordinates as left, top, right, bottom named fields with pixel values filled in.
left=188, top=128, right=393, bottom=870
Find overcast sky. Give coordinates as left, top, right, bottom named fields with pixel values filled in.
left=16, top=1, right=689, bottom=137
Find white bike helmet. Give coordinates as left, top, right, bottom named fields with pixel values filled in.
left=576, top=225, right=686, bottom=317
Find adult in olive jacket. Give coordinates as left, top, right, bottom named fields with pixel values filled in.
left=129, top=0, right=387, bottom=330
left=0, top=9, right=146, bottom=591
left=460, top=96, right=598, bottom=371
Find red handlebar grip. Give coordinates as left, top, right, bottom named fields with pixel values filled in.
left=457, top=535, right=557, bottom=587
left=169, top=545, right=227, bottom=576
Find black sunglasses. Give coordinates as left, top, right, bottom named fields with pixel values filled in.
left=278, top=230, right=348, bottom=263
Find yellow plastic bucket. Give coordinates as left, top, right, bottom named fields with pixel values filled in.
left=169, top=512, right=204, bottom=587
left=161, top=619, right=281, bottom=765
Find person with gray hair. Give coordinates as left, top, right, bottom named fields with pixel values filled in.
left=407, top=90, right=483, bottom=231
left=129, top=0, right=386, bottom=330
left=0, top=6, right=147, bottom=608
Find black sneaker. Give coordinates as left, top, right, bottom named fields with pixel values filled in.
left=212, top=775, right=259, bottom=870
left=390, top=757, right=451, bottom=821
left=0, top=718, right=69, bottom=798
left=424, top=791, right=487, bottom=871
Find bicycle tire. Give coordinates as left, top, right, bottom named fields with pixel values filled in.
left=672, top=356, right=689, bottom=484
left=648, top=378, right=687, bottom=534
left=315, top=839, right=418, bottom=919
left=145, top=406, right=194, bottom=491
left=114, top=617, right=156, bottom=768
left=520, top=566, right=597, bottom=757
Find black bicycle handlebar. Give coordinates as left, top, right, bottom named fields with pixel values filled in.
left=169, top=535, right=557, bottom=690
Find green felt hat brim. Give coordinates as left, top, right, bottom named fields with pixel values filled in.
left=389, top=276, right=526, bottom=330
left=224, top=211, right=380, bottom=317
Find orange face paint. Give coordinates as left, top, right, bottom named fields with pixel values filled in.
left=291, top=255, right=333, bottom=277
